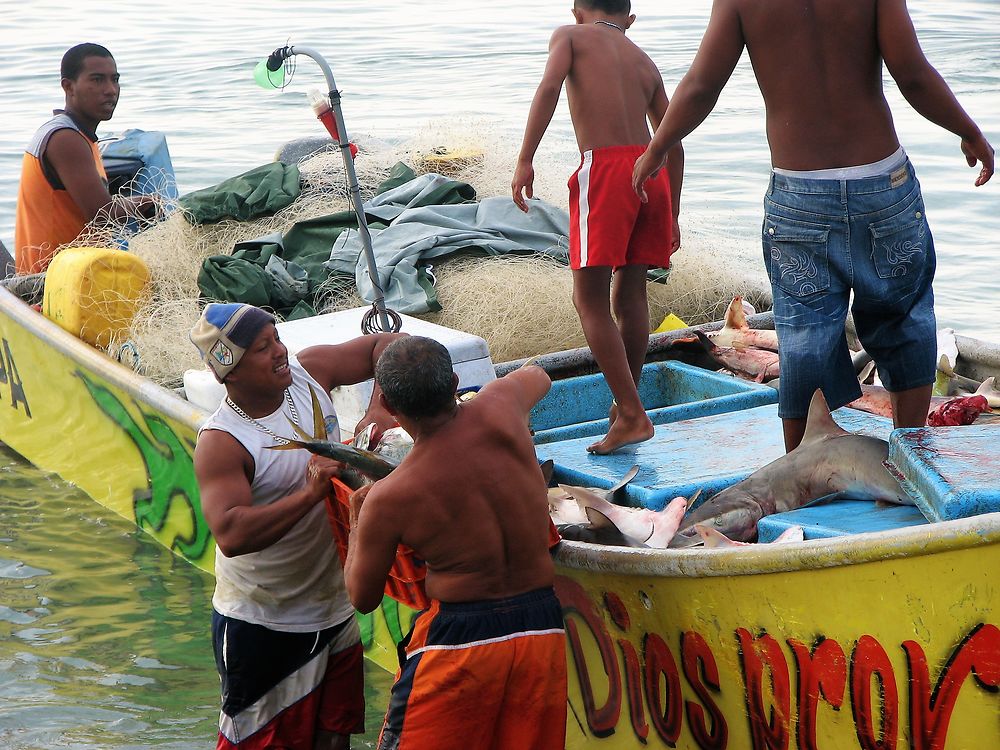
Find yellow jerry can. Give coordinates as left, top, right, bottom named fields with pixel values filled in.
left=42, top=247, right=150, bottom=349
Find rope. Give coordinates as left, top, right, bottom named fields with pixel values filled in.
left=361, top=302, right=402, bottom=334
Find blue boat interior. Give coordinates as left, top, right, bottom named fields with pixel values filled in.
left=537, top=364, right=1000, bottom=542
left=531, top=360, right=776, bottom=445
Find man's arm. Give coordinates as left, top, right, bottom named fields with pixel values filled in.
left=877, top=0, right=993, bottom=186
left=45, top=129, right=159, bottom=222
left=194, top=429, right=340, bottom=557
left=298, top=332, right=405, bottom=444
left=633, top=0, right=745, bottom=199
left=344, top=483, right=402, bottom=613
left=647, top=79, right=685, bottom=251
left=488, top=363, right=552, bottom=415
left=512, top=27, right=574, bottom=212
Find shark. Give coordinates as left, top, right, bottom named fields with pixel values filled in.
left=707, top=296, right=780, bottom=352
left=554, top=486, right=689, bottom=548
left=548, top=464, right=691, bottom=548
left=669, top=389, right=910, bottom=547
left=692, top=329, right=780, bottom=382
left=695, top=524, right=804, bottom=548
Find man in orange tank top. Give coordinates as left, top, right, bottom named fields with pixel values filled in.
left=14, top=43, right=157, bottom=275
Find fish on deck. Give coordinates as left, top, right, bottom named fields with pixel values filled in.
left=706, top=296, right=780, bottom=352
left=692, top=329, right=779, bottom=382
left=670, top=389, right=909, bottom=547
left=548, top=465, right=691, bottom=548
left=695, top=524, right=804, bottom=548
left=554, top=485, right=688, bottom=548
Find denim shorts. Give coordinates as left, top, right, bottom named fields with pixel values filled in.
left=762, top=158, right=937, bottom=419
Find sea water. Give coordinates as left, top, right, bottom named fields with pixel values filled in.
left=0, top=2, right=997, bottom=746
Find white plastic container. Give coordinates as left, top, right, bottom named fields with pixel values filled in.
left=184, top=307, right=496, bottom=435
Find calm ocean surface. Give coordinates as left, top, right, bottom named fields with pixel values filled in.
left=0, top=1, right=997, bottom=746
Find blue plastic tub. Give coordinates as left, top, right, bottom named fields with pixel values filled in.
left=756, top=497, right=929, bottom=541
left=531, top=361, right=776, bottom=445
left=886, top=425, right=1000, bottom=522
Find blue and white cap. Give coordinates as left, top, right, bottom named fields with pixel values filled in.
left=189, top=303, right=275, bottom=382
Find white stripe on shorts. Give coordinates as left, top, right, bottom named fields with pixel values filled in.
left=577, top=151, right=593, bottom=267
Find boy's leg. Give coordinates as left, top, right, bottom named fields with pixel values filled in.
left=572, top=266, right=653, bottom=454
left=611, top=264, right=651, bottom=385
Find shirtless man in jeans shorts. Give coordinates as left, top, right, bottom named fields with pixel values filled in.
left=632, top=0, right=994, bottom=450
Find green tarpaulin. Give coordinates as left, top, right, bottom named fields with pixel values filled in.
left=180, top=162, right=302, bottom=225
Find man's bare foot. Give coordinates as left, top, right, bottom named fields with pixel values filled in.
left=587, top=413, right=654, bottom=455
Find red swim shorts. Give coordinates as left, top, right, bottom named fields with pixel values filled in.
left=568, top=144, right=674, bottom=270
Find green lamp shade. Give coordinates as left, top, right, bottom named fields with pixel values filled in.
left=253, top=59, right=286, bottom=89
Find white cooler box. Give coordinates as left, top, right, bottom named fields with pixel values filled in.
left=184, top=307, right=496, bottom=435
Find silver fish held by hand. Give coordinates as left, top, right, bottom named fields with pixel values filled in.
left=264, top=383, right=398, bottom=482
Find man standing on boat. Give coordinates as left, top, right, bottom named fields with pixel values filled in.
left=632, top=0, right=994, bottom=451
left=190, top=302, right=403, bottom=750
left=14, top=43, right=157, bottom=275
left=344, top=336, right=567, bottom=750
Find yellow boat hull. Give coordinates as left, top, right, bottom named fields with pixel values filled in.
left=554, top=524, right=1000, bottom=749
left=2, top=288, right=998, bottom=747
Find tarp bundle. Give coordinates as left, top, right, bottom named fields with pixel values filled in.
left=196, top=163, right=570, bottom=317
left=180, top=162, right=302, bottom=225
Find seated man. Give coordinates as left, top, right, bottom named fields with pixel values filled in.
left=15, top=43, right=157, bottom=274
left=191, top=302, right=403, bottom=750
left=345, top=336, right=567, bottom=750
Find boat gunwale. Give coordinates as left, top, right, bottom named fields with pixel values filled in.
left=554, top=511, right=1000, bottom=578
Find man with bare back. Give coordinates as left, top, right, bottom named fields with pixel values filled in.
left=344, top=336, right=566, bottom=750
left=633, top=0, right=994, bottom=451
left=512, top=0, right=684, bottom=454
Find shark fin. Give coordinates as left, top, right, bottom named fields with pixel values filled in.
left=801, top=389, right=849, bottom=445
left=307, top=384, right=326, bottom=440
left=265, top=438, right=308, bottom=451
left=858, top=360, right=877, bottom=385
left=539, top=459, right=555, bottom=485
left=693, top=329, right=719, bottom=353
left=695, top=525, right=746, bottom=548
left=287, top=418, right=314, bottom=442
left=559, top=483, right=612, bottom=511
left=724, top=296, right=749, bottom=330
left=607, top=464, right=640, bottom=503
left=584, top=506, right=616, bottom=529
left=772, top=526, right=804, bottom=543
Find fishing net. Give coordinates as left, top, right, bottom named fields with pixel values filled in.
left=54, top=120, right=770, bottom=386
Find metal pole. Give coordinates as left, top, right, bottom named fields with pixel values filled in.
left=285, top=46, right=395, bottom=333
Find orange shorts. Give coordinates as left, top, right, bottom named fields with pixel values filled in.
left=377, top=587, right=567, bottom=750
left=568, top=144, right=674, bottom=270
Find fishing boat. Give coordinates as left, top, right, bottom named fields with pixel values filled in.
left=2, top=268, right=999, bottom=748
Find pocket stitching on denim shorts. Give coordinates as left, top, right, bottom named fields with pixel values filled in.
left=764, top=216, right=830, bottom=297
left=868, top=199, right=928, bottom=283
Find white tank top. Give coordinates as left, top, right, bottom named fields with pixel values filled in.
left=199, top=355, right=352, bottom=631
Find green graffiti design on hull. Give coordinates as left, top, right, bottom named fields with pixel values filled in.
left=77, top=371, right=211, bottom=561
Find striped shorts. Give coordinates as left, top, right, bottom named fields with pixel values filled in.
left=213, top=611, right=364, bottom=749
left=568, top=144, right=674, bottom=270
left=378, top=587, right=567, bottom=750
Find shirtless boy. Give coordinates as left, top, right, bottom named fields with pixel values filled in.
left=345, top=337, right=566, bottom=750
left=512, top=0, right=684, bottom=454
left=632, top=0, right=994, bottom=451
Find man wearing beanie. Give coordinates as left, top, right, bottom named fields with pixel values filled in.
left=190, top=302, right=403, bottom=750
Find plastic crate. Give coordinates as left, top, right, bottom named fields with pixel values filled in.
left=324, top=477, right=430, bottom=611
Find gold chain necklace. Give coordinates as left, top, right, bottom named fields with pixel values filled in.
left=226, top=388, right=301, bottom=446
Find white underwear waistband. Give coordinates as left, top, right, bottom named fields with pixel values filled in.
left=772, top=146, right=906, bottom=180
